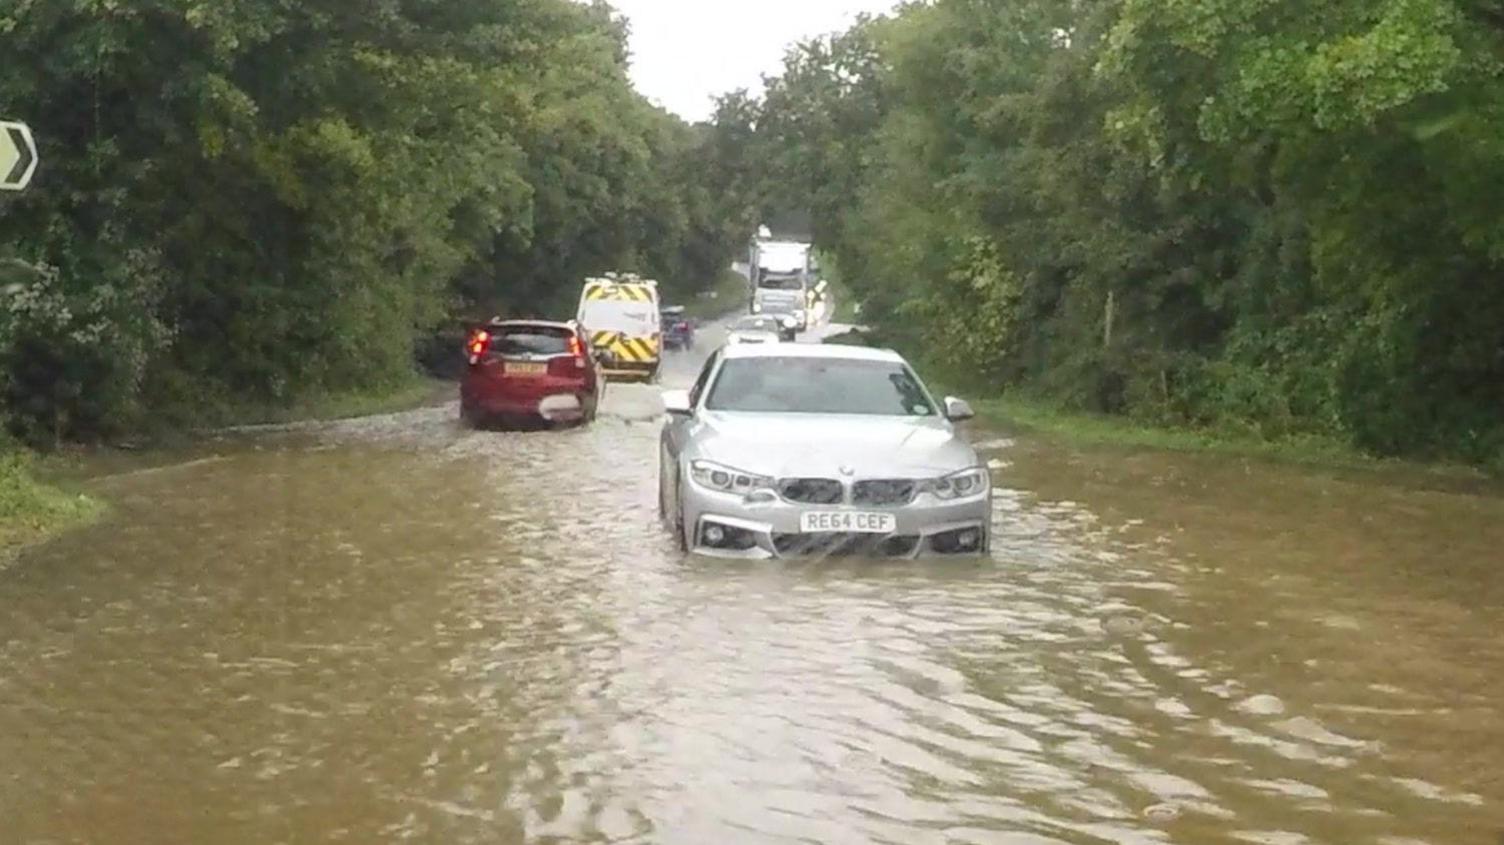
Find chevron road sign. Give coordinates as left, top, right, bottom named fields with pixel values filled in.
left=1, top=120, right=38, bottom=192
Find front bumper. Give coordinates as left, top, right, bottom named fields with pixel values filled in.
left=752, top=305, right=807, bottom=328
left=681, top=484, right=990, bottom=559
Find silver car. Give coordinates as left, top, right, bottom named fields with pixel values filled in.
left=726, top=314, right=795, bottom=345
left=659, top=343, right=991, bottom=558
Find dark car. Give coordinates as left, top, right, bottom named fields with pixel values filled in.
left=661, top=306, right=696, bottom=351
left=460, top=320, right=603, bottom=428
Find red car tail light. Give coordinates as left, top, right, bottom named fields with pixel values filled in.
left=466, top=330, right=491, bottom=364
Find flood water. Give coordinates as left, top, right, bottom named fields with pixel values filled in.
left=3, top=322, right=1503, bottom=844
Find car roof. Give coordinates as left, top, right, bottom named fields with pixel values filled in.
left=720, top=342, right=904, bottom=364
left=484, top=319, right=577, bottom=331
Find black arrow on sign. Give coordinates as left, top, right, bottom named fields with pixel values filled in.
left=6, top=125, right=33, bottom=185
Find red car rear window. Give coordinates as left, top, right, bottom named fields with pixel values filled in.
left=489, top=327, right=572, bottom=357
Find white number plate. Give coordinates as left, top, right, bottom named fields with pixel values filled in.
left=799, top=511, right=896, bottom=534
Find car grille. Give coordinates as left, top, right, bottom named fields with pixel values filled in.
left=778, top=478, right=844, bottom=505
left=852, top=479, right=917, bottom=506
left=773, top=533, right=921, bottom=558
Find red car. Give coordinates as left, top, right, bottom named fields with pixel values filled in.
left=460, top=320, right=603, bottom=428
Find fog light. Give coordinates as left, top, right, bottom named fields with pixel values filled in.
left=698, top=522, right=759, bottom=551
left=931, top=526, right=985, bottom=555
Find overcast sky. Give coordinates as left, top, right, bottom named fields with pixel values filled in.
left=610, top=0, right=899, bottom=122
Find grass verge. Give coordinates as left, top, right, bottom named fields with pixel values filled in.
left=187, top=375, right=454, bottom=433
left=235, top=377, right=452, bottom=427
left=968, top=394, right=1499, bottom=480
left=1, top=450, right=104, bottom=561
left=974, top=396, right=1355, bottom=462
left=684, top=269, right=750, bottom=321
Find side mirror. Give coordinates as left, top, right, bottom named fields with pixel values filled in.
left=662, top=389, right=693, bottom=416
left=943, top=396, right=975, bottom=422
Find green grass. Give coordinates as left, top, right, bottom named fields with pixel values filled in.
left=683, top=269, right=751, bottom=321
left=975, top=396, right=1347, bottom=458
left=219, top=375, right=452, bottom=429
left=0, top=450, right=103, bottom=560
left=823, top=278, right=862, bottom=324
left=967, top=394, right=1496, bottom=479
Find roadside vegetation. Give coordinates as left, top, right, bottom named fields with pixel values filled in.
left=0, top=449, right=101, bottom=561
left=683, top=270, right=752, bottom=321
left=209, top=377, right=453, bottom=431
left=0, top=0, right=750, bottom=449
left=711, top=0, right=1504, bottom=470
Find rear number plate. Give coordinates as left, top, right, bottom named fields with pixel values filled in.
left=504, top=362, right=547, bottom=376
left=800, top=511, right=896, bottom=534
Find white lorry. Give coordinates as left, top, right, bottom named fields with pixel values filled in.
left=748, top=236, right=816, bottom=331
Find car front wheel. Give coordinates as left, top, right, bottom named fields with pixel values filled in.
left=657, top=457, right=669, bottom=520
left=674, top=490, right=689, bottom=552
left=659, top=460, right=688, bottom=552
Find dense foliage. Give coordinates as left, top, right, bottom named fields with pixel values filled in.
left=719, top=0, right=1504, bottom=464
left=0, top=0, right=741, bottom=443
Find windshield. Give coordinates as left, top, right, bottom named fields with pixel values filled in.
left=704, top=357, right=937, bottom=416
left=757, top=276, right=805, bottom=291
left=579, top=300, right=658, bottom=334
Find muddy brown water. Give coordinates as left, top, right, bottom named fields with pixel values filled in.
left=3, top=324, right=1503, bottom=844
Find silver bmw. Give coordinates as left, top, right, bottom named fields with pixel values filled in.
left=659, top=343, right=991, bottom=558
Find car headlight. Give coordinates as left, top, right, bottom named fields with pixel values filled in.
left=919, top=468, right=990, bottom=500
left=751, top=302, right=762, bottom=313
left=690, top=460, right=774, bottom=494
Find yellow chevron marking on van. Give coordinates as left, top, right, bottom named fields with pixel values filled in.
left=584, top=283, right=654, bottom=302
left=587, top=324, right=658, bottom=373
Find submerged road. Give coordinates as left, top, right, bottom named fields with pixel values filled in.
left=3, top=318, right=1503, bottom=843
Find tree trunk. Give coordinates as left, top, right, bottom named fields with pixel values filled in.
left=1103, top=290, right=1115, bottom=350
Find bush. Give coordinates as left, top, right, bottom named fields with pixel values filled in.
left=0, top=255, right=168, bottom=447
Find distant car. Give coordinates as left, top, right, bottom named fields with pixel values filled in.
left=726, top=314, right=796, bottom=345
left=460, top=320, right=602, bottom=428
left=659, top=343, right=990, bottom=558
left=661, top=306, right=696, bottom=351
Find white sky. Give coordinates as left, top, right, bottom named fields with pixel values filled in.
left=610, top=0, right=900, bottom=122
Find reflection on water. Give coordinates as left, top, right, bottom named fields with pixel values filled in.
left=2, top=352, right=1503, bottom=843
